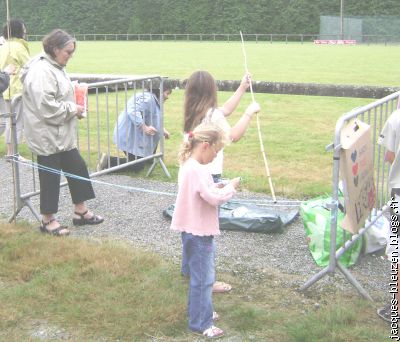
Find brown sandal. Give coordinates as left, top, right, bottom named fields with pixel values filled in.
left=73, top=210, right=104, bottom=226
left=40, top=219, right=70, bottom=236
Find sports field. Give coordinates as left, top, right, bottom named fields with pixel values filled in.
left=8, top=41, right=400, bottom=197
left=27, top=41, right=400, bottom=86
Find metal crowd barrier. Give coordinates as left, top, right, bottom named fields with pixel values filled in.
left=300, top=90, right=400, bottom=300
left=79, top=76, right=170, bottom=178
left=7, top=76, right=170, bottom=224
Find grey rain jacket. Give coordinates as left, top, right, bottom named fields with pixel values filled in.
left=21, top=52, right=78, bottom=156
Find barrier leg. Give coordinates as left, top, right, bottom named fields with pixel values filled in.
left=8, top=152, right=41, bottom=224
left=8, top=103, right=23, bottom=222
left=7, top=96, right=41, bottom=224
left=24, top=199, right=41, bottom=222
left=146, top=157, right=171, bottom=178
left=299, top=266, right=331, bottom=292
left=146, top=159, right=157, bottom=177
left=337, top=262, right=373, bottom=301
left=8, top=198, right=41, bottom=224
left=8, top=204, right=23, bottom=223
left=158, top=158, right=171, bottom=178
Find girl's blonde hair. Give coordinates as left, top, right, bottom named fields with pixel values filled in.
left=178, top=122, right=226, bottom=163
left=183, top=70, right=218, bottom=133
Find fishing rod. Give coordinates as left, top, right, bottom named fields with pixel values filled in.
left=239, top=30, right=277, bottom=203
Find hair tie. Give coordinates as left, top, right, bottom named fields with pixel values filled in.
left=183, top=132, right=194, bottom=143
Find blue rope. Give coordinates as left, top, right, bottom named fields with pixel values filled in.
left=11, top=158, right=298, bottom=206
left=14, top=158, right=177, bottom=198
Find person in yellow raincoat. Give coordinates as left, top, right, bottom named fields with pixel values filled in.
left=0, top=19, right=30, bottom=157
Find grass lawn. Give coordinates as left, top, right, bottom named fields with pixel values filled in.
left=3, top=41, right=399, bottom=197
left=0, top=223, right=389, bottom=341
left=26, top=41, right=400, bottom=87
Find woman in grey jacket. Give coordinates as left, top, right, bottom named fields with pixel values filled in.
left=22, top=29, right=103, bottom=236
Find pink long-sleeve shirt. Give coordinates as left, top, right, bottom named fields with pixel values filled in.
left=170, top=158, right=236, bottom=236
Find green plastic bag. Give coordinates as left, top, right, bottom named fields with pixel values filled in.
left=300, top=196, right=362, bottom=268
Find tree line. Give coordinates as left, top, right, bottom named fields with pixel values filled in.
left=0, top=0, right=399, bottom=35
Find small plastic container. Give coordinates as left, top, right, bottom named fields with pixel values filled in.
left=74, top=82, right=88, bottom=117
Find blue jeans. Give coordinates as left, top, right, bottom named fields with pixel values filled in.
left=182, top=232, right=215, bottom=332
left=181, top=173, right=221, bottom=277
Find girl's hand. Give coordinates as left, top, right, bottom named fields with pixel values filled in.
left=230, top=177, right=241, bottom=189
left=245, top=102, right=261, bottom=118
left=240, top=73, right=251, bottom=90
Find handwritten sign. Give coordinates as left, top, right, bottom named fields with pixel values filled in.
left=340, top=119, right=375, bottom=234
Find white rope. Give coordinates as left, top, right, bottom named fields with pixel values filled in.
left=239, top=31, right=277, bottom=203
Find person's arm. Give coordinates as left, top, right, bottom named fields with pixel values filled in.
left=128, top=94, right=158, bottom=135
left=379, top=117, right=397, bottom=164
left=220, top=73, right=251, bottom=116
left=16, top=43, right=30, bottom=67
left=128, top=96, right=145, bottom=126
left=229, top=102, right=260, bottom=142
left=198, top=175, right=239, bottom=206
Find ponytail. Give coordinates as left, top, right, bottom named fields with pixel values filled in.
left=178, top=123, right=226, bottom=163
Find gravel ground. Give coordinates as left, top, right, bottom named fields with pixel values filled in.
left=0, top=158, right=390, bottom=300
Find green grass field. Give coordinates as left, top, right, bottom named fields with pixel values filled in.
left=0, top=223, right=389, bottom=341
left=28, top=41, right=400, bottom=86
left=6, top=41, right=400, bottom=197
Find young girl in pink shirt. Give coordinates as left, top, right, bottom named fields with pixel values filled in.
left=182, top=70, right=260, bottom=294
left=171, top=123, right=240, bottom=339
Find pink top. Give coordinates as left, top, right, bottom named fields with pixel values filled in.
left=170, top=158, right=236, bottom=236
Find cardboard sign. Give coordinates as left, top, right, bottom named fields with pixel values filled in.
left=340, top=119, right=375, bottom=234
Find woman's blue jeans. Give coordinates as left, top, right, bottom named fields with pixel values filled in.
left=181, top=232, right=215, bottom=332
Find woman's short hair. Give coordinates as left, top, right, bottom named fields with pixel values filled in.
left=42, top=29, right=76, bottom=58
left=2, top=19, right=26, bottom=39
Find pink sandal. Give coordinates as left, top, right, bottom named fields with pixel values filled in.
left=202, top=325, right=224, bottom=339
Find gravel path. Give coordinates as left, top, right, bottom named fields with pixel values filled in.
left=0, top=158, right=390, bottom=300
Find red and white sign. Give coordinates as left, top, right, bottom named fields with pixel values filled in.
left=314, top=39, right=357, bottom=45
